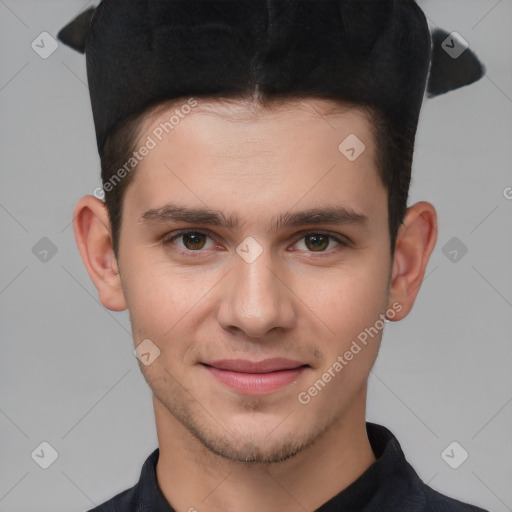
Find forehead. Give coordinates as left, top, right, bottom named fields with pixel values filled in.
left=124, top=97, right=384, bottom=229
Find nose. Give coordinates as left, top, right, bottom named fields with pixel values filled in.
left=216, top=247, right=297, bottom=339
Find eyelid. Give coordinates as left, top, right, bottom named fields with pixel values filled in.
left=292, top=229, right=352, bottom=246
left=162, top=228, right=216, bottom=242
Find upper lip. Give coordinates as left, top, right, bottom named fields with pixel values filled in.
left=203, top=358, right=308, bottom=373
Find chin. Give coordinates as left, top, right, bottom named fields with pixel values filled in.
left=194, top=430, right=311, bottom=464
left=152, top=378, right=342, bottom=465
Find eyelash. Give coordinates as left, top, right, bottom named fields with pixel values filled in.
left=161, top=229, right=350, bottom=258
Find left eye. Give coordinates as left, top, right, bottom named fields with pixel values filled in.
left=164, top=231, right=214, bottom=251
left=294, top=233, right=344, bottom=252
left=162, top=230, right=347, bottom=255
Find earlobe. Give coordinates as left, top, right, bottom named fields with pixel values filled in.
left=387, top=201, right=438, bottom=321
left=72, top=195, right=127, bottom=312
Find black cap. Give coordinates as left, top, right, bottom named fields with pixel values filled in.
left=58, top=0, right=485, bottom=156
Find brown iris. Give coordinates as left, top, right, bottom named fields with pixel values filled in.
left=304, top=234, right=329, bottom=251
left=182, top=232, right=207, bottom=250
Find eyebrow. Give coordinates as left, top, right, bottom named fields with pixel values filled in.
left=138, top=202, right=369, bottom=232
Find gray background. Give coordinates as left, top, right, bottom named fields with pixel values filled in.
left=0, top=1, right=511, bottom=511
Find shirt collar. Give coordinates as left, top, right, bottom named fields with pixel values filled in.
left=316, top=422, right=425, bottom=511
left=127, top=422, right=424, bottom=512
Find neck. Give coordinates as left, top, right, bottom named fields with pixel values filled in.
left=154, top=393, right=376, bottom=512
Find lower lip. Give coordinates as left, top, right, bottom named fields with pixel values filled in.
left=203, top=365, right=308, bottom=395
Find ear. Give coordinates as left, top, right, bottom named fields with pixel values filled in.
left=386, top=201, right=438, bottom=321
left=73, top=195, right=127, bottom=311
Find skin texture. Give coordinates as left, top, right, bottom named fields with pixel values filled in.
left=73, top=98, right=437, bottom=512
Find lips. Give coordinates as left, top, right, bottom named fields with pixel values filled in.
left=204, top=358, right=307, bottom=373
left=201, top=358, right=309, bottom=395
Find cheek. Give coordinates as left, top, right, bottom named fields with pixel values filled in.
left=120, top=255, right=182, bottom=341
left=303, top=258, right=389, bottom=340
left=305, top=266, right=387, bottom=394
left=297, top=266, right=389, bottom=389
left=120, top=252, right=218, bottom=349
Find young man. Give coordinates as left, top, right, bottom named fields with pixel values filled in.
left=61, top=0, right=487, bottom=510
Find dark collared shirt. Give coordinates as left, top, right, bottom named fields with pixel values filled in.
left=86, top=422, right=489, bottom=512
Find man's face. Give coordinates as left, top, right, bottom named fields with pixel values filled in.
left=118, top=99, right=393, bottom=463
